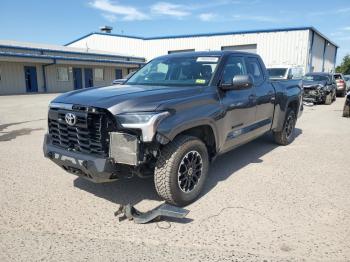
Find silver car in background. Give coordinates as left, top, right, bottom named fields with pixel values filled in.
left=343, top=75, right=350, bottom=91
left=334, top=73, right=347, bottom=97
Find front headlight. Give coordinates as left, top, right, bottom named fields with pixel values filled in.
left=117, top=111, right=170, bottom=142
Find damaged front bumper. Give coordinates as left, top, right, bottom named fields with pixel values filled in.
left=303, top=88, right=326, bottom=103
left=43, top=132, right=143, bottom=183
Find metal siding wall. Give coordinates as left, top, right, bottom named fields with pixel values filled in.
left=0, top=61, right=44, bottom=95
left=68, top=34, right=145, bottom=58
left=45, top=65, right=73, bottom=93
left=45, top=64, right=130, bottom=93
left=68, top=30, right=310, bottom=72
left=324, top=44, right=336, bottom=73
left=311, top=34, right=325, bottom=72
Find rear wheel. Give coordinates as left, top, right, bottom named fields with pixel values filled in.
left=154, top=135, right=209, bottom=206
left=273, top=108, right=296, bottom=146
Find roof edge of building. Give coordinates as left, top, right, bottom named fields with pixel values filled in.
left=0, top=52, right=145, bottom=65
left=65, top=26, right=338, bottom=48
left=0, top=41, right=145, bottom=61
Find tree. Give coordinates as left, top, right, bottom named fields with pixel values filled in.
left=336, top=55, right=350, bottom=74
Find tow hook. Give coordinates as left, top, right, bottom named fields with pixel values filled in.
left=114, top=203, right=189, bottom=224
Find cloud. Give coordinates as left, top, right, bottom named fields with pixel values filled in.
left=310, top=7, right=350, bottom=16
left=342, top=26, right=350, bottom=31
left=198, top=13, right=216, bottom=21
left=231, top=14, right=278, bottom=22
left=101, top=13, right=117, bottom=22
left=151, top=2, right=190, bottom=18
left=335, top=7, right=350, bottom=13
left=89, top=0, right=149, bottom=21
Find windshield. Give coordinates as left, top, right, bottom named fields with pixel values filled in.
left=126, top=56, right=220, bottom=86
left=334, top=74, right=342, bottom=80
left=267, top=68, right=287, bottom=79
left=303, top=74, right=329, bottom=81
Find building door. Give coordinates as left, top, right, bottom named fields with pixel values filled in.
left=84, top=68, right=93, bottom=88
left=24, top=66, right=38, bottom=92
left=115, top=68, right=123, bottom=79
left=73, top=68, right=83, bottom=90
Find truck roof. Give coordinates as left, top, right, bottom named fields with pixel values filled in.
left=156, top=50, right=259, bottom=59
left=306, top=72, right=332, bottom=76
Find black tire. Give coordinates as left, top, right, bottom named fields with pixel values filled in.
left=343, top=105, right=350, bottom=117
left=325, top=93, right=332, bottom=105
left=154, top=135, right=209, bottom=206
left=340, top=91, right=346, bottom=97
left=273, top=109, right=297, bottom=146
left=333, top=92, right=336, bottom=102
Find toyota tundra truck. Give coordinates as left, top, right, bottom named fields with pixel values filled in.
left=44, top=51, right=303, bottom=206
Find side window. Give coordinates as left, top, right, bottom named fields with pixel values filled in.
left=221, top=56, right=245, bottom=84
left=246, top=57, right=264, bottom=85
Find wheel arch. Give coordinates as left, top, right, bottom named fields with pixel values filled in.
left=159, top=121, right=219, bottom=159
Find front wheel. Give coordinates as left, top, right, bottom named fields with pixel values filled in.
left=154, top=135, right=209, bottom=206
left=273, top=109, right=297, bottom=146
left=325, top=93, right=332, bottom=105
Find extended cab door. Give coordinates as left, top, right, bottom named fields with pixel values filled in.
left=245, top=56, right=275, bottom=135
left=219, top=55, right=257, bottom=152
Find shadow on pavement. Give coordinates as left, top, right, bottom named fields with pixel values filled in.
left=74, top=129, right=302, bottom=207
left=201, top=128, right=302, bottom=199
left=0, top=119, right=45, bottom=142
left=0, top=128, right=44, bottom=142
left=0, top=119, right=45, bottom=132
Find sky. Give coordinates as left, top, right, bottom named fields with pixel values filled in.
left=1, top=0, right=349, bottom=64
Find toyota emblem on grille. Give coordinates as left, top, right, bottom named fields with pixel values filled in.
left=65, top=113, right=77, bottom=126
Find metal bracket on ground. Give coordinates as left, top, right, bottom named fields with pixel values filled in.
left=114, top=203, right=189, bottom=224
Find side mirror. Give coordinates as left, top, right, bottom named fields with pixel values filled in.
left=220, top=75, right=254, bottom=91
left=112, top=79, right=126, bottom=85
left=287, top=74, right=293, bottom=80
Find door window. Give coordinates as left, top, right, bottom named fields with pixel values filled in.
left=221, top=56, right=246, bottom=85
left=246, top=57, right=264, bottom=85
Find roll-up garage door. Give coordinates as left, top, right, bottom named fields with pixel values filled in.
left=221, top=44, right=257, bottom=53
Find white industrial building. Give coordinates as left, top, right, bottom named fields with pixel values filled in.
left=67, top=26, right=338, bottom=75
left=0, top=40, right=144, bottom=95
left=0, top=26, right=338, bottom=95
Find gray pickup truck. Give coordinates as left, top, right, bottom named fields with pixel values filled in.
left=44, top=51, right=303, bottom=206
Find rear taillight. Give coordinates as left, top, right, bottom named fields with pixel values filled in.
left=339, top=80, right=345, bottom=84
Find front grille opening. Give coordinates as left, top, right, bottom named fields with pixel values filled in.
left=48, top=107, right=116, bottom=157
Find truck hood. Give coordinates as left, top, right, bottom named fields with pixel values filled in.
left=51, top=84, right=204, bottom=115
left=303, top=80, right=326, bottom=88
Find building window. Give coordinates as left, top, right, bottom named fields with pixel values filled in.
left=57, top=67, right=69, bottom=81
left=0, top=66, right=2, bottom=81
left=168, top=49, right=195, bottom=54
left=94, top=68, right=104, bottom=81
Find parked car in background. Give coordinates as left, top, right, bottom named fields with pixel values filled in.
left=343, top=75, right=350, bottom=90
left=267, top=65, right=304, bottom=80
left=343, top=91, right=350, bottom=117
left=303, top=72, right=336, bottom=105
left=112, top=71, right=136, bottom=85
left=334, top=73, right=347, bottom=97
left=44, top=51, right=303, bottom=206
